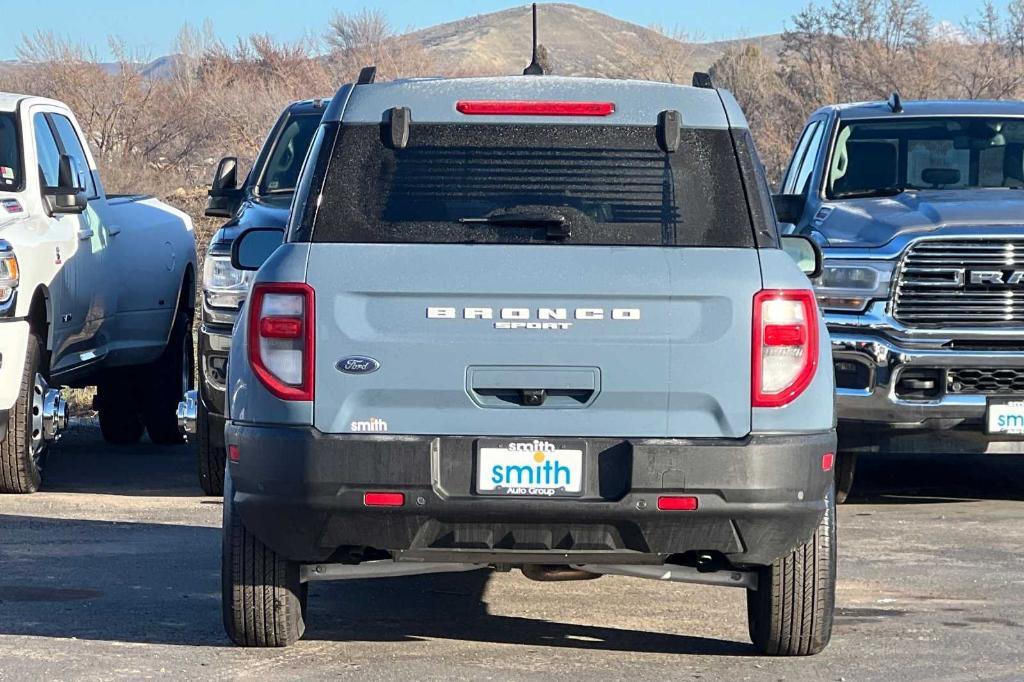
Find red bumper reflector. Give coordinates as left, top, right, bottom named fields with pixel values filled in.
left=364, top=492, right=405, bottom=507
left=455, top=100, right=616, bottom=116
left=822, top=452, right=835, bottom=472
left=228, top=445, right=240, bottom=463
left=657, top=496, right=699, bottom=511
left=259, top=316, right=303, bottom=339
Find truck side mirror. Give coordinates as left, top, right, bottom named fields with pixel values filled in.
left=43, top=154, right=88, bottom=216
left=772, top=193, right=807, bottom=226
left=206, top=156, right=243, bottom=218
left=231, top=227, right=285, bottom=271
left=781, top=235, right=823, bottom=278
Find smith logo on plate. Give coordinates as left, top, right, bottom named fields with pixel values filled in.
left=476, top=439, right=584, bottom=497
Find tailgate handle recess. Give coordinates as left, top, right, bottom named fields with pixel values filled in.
left=467, top=366, right=600, bottom=409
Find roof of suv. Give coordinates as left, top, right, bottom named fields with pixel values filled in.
left=324, top=76, right=749, bottom=130
left=817, top=99, right=1024, bottom=120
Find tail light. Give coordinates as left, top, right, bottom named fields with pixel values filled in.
left=752, top=289, right=818, bottom=408
left=248, top=282, right=314, bottom=401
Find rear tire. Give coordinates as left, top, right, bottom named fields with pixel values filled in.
left=834, top=452, right=857, bottom=504
left=197, top=398, right=225, bottom=496
left=222, top=471, right=307, bottom=647
left=98, top=376, right=146, bottom=445
left=0, top=333, right=46, bottom=493
left=143, top=303, right=194, bottom=445
left=747, top=489, right=836, bottom=656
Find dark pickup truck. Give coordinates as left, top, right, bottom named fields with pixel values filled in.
left=177, top=98, right=325, bottom=495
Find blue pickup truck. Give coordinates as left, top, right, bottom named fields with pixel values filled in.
left=220, top=73, right=837, bottom=655
left=178, top=99, right=325, bottom=495
left=777, top=97, right=1024, bottom=500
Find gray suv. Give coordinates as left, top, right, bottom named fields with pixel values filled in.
left=222, top=73, right=838, bottom=654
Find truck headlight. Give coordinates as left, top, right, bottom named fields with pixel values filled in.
left=814, top=260, right=895, bottom=312
left=0, top=240, right=19, bottom=305
left=203, top=252, right=253, bottom=310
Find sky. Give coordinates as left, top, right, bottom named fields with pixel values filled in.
left=3, top=0, right=999, bottom=61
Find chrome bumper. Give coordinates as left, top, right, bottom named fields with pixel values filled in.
left=831, top=332, right=1024, bottom=426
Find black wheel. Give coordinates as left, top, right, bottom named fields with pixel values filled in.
left=97, top=375, right=146, bottom=445
left=143, top=303, right=194, bottom=445
left=1, top=333, right=47, bottom=493
left=747, top=489, right=836, bottom=656
left=197, top=398, right=225, bottom=496
left=222, top=471, right=307, bottom=647
left=834, top=451, right=857, bottom=505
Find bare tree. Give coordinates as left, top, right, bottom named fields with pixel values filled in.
left=325, top=9, right=437, bottom=81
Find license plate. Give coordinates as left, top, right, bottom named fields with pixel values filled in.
left=476, top=439, right=584, bottom=497
left=986, top=399, right=1024, bottom=435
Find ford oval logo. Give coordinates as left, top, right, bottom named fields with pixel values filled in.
left=337, top=356, right=381, bottom=375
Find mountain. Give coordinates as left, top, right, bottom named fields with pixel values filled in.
left=410, top=3, right=782, bottom=77
left=3, top=4, right=783, bottom=81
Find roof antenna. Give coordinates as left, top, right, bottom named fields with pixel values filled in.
left=887, top=91, right=903, bottom=113
left=522, top=3, right=544, bottom=75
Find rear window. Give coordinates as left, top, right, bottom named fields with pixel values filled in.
left=0, top=113, right=21, bottom=191
left=307, top=124, right=755, bottom=247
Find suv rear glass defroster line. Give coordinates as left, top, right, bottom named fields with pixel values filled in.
left=305, top=123, right=756, bottom=248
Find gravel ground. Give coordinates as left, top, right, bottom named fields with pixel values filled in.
left=1, top=424, right=1022, bottom=681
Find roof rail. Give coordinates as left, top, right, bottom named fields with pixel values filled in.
left=692, top=72, right=714, bottom=89
left=357, top=66, right=377, bottom=85
left=887, top=91, right=903, bottom=113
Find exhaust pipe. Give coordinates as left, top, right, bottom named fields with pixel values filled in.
left=41, top=387, right=68, bottom=442
left=521, top=565, right=602, bottom=582
left=177, top=389, right=198, bottom=436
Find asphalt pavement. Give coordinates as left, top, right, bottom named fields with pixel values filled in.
left=1, top=423, right=1023, bottom=681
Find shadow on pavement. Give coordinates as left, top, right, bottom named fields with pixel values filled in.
left=39, top=423, right=202, bottom=498
left=0, top=514, right=752, bottom=656
left=847, top=450, right=1024, bottom=504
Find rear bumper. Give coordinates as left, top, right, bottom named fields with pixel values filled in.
left=226, top=424, right=836, bottom=568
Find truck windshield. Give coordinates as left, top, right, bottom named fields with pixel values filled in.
left=257, top=113, right=321, bottom=195
left=827, top=117, right=1024, bottom=198
left=308, top=123, right=755, bottom=247
left=0, top=113, right=21, bottom=191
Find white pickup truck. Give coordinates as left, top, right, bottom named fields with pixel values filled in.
left=0, top=93, right=197, bottom=493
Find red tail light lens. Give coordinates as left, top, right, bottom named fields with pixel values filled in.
left=248, top=282, right=315, bottom=401
left=752, top=289, right=818, bottom=408
left=455, top=100, right=616, bottom=116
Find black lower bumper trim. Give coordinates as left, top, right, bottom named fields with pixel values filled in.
left=226, top=424, right=836, bottom=567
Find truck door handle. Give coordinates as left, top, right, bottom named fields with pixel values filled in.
left=78, top=228, right=94, bottom=240
left=108, top=225, right=122, bottom=236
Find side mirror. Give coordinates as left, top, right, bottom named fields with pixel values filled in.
left=206, top=156, right=243, bottom=218
left=231, top=227, right=285, bottom=271
left=772, top=193, right=807, bottom=226
left=43, top=154, right=87, bottom=215
left=781, top=234, right=823, bottom=278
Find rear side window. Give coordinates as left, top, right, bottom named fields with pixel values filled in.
left=307, top=124, right=755, bottom=247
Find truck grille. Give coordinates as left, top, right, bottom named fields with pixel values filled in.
left=948, top=368, right=1024, bottom=394
left=893, top=238, right=1024, bottom=326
